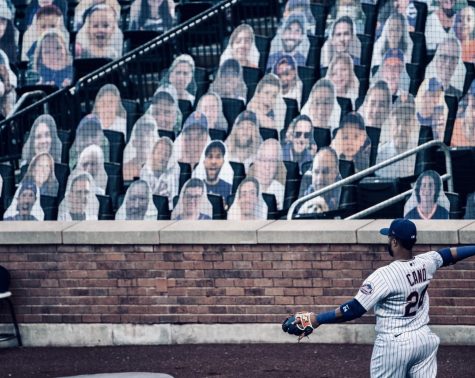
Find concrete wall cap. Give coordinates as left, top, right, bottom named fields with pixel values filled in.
left=159, top=220, right=273, bottom=244
left=0, top=221, right=77, bottom=244
left=257, top=220, right=374, bottom=244
left=62, top=221, right=175, bottom=245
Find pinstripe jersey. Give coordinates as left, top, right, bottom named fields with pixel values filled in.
left=354, top=251, right=444, bottom=335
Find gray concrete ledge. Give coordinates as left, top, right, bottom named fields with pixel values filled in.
left=0, top=221, right=77, bottom=244
left=62, top=221, right=176, bottom=245
left=1, top=323, right=474, bottom=346
left=258, top=220, right=374, bottom=244
left=159, top=220, right=273, bottom=244
left=0, top=220, right=475, bottom=245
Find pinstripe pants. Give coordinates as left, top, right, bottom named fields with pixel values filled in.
left=370, top=326, right=440, bottom=378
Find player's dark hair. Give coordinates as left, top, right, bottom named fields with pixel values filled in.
left=395, top=236, right=416, bottom=251
left=414, top=170, right=441, bottom=204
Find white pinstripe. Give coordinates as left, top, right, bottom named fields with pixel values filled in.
left=355, top=251, right=443, bottom=377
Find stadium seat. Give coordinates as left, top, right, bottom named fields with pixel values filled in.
left=105, top=162, right=125, bottom=209
left=123, top=30, right=162, bottom=53
left=122, top=99, right=141, bottom=142
left=262, top=192, right=278, bottom=219
left=57, top=129, right=72, bottom=164
left=414, top=126, right=436, bottom=175
left=97, top=194, right=114, bottom=220
left=158, top=129, right=176, bottom=141
left=55, top=163, right=70, bottom=203
left=413, top=1, right=428, bottom=34
left=103, top=130, right=125, bottom=164
left=336, top=97, right=353, bottom=117
left=229, top=161, right=246, bottom=195
left=446, top=192, right=463, bottom=219
left=178, top=100, right=193, bottom=125
left=40, top=195, right=58, bottom=221
left=406, top=63, right=424, bottom=96
left=73, top=58, right=113, bottom=83
left=221, top=98, right=245, bottom=131
left=356, top=177, right=404, bottom=219
left=255, top=35, right=271, bottom=72
left=259, top=127, right=279, bottom=141
left=230, top=0, right=281, bottom=37
left=0, top=164, right=15, bottom=211
left=410, top=32, right=427, bottom=66
left=313, top=127, right=331, bottom=149
left=339, top=159, right=355, bottom=179
left=178, top=162, right=192, bottom=194
left=362, top=2, right=378, bottom=37
left=357, top=34, right=373, bottom=68
left=194, top=67, right=210, bottom=101
left=310, top=2, right=330, bottom=37
left=444, top=95, right=459, bottom=145
left=0, top=285, right=22, bottom=347
left=284, top=98, right=299, bottom=129
left=463, top=63, right=474, bottom=95
left=366, top=127, right=381, bottom=167
left=207, top=193, right=227, bottom=219
left=306, top=35, right=323, bottom=69
left=153, top=194, right=171, bottom=220
left=298, top=66, right=317, bottom=105
left=434, top=148, right=475, bottom=205
left=209, top=129, right=227, bottom=141
left=243, top=67, right=263, bottom=102
left=283, top=160, right=301, bottom=212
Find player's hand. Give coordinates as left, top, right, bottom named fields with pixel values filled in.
left=282, top=311, right=318, bottom=341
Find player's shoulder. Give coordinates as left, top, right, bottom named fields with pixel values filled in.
left=415, top=250, right=444, bottom=269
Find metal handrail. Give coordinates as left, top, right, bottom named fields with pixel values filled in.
left=8, top=90, right=48, bottom=117
left=287, top=140, right=453, bottom=220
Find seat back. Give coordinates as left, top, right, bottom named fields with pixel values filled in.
left=207, top=193, right=227, bottom=219
left=97, top=194, right=114, bottom=220
left=40, top=195, right=58, bottom=220
left=153, top=194, right=171, bottom=220
left=262, top=192, right=278, bottom=220
left=103, top=130, right=125, bottom=164
left=356, top=177, right=403, bottom=219
left=221, top=98, right=245, bottom=132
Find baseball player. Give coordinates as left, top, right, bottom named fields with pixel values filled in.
left=282, top=218, right=475, bottom=377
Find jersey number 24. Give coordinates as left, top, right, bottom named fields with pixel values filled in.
left=404, top=285, right=429, bottom=317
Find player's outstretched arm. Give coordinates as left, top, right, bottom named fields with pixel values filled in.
left=438, top=245, right=475, bottom=266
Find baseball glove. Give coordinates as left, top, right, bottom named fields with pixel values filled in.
left=282, top=312, right=315, bottom=341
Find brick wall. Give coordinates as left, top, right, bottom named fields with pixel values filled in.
left=1, top=243, right=475, bottom=325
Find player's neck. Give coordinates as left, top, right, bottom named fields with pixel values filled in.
left=393, top=249, right=413, bottom=261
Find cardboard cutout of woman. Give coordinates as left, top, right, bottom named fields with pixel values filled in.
left=115, top=179, right=157, bottom=220
left=225, top=110, right=263, bottom=172
left=22, top=114, right=62, bottom=166
left=372, top=12, right=413, bottom=68
left=92, top=84, right=127, bottom=136
left=247, top=138, right=287, bottom=210
left=58, top=171, right=99, bottom=220
left=0, top=1, right=18, bottom=64
left=210, top=58, right=248, bottom=103
left=454, top=6, right=475, bottom=63
left=123, top=114, right=159, bottom=181
left=227, top=176, right=268, bottom=220
left=73, top=0, right=120, bottom=32
left=415, top=77, right=449, bottom=141
left=75, top=4, right=123, bottom=59
left=325, top=52, right=359, bottom=106
left=160, top=54, right=197, bottom=103
left=219, top=24, right=260, bottom=69
left=23, top=152, right=59, bottom=197
left=247, top=73, right=287, bottom=132
left=32, top=29, right=73, bottom=88
left=404, top=169, right=450, bottom=220
left=283, top=0, right=315, bottom=33
left=196, top=92, right=228, bottom=133
left=326, top=0, right=366, bottom=36
left=301, top=78, right=341, bottom=132
left=0, top=50, right=16, bottom=118
left=171, top=177, right=212, bottom=220
left=75, top=144, right=108, bottom=194
left=129, top=0, right=175, bottom=32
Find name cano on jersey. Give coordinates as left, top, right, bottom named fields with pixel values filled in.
left=406, top=267, right=427, bottom=287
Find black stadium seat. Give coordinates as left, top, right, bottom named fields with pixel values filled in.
left=207, top=193, right=227, bottom=219
left=97, top=194, right=114, bottom=220
left=153, top=194, right=171, bottom=220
